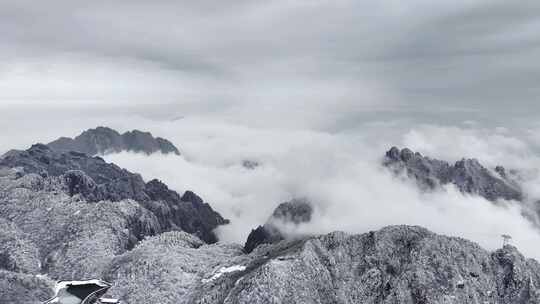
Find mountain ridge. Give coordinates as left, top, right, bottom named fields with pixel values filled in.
left=105, top=225, right=540, bottom=303
left=383, top=146, right=523, bottom=202
left=47, top=126, right=180, bottom=156
left=0, top=144, right=227, bottom=244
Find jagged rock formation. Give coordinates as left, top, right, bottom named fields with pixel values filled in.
left=241, top=160, right=260, bottom=170
left=384, top=147, right=523, bottom=202
left=99, top=225, right=540, bottom=304
left=0, top=144, right=148, bottom=202
left=244, top=198, right=313, bottom=253
left=144, top=180, right=228, bottom=243
left=47, top=126, right=180, bottom=156
left=0, top=144, right=228, bottom=243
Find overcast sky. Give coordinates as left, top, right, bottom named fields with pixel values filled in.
left=3, top=1, right=540, bottom=257
left=1, top=0, right=539, bottom=130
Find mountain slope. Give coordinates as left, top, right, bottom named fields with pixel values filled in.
left=100, top=225, right=540, bottom=304
left=0, top=144, right=227, bottom=243
left=0, top=142, right=230, bottom=302
left=47, top=126, right=180, bottom=156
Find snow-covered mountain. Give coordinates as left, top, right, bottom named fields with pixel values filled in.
left=1, top=141, right=540, bottom=303
left=384, top=146, right=523, bottom=202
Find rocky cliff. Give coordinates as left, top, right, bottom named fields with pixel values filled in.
left=47, top=126, right=180, bottom=156
left=384, top=147, right=523, bottom=202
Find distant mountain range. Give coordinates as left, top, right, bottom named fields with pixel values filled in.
left=383, top=146, right=523, bottom=202
left=383, top=147, right=540, bottom=229
left=47, top=126, right=180, bottom=156
left=1, top=138, right=540, bottom=303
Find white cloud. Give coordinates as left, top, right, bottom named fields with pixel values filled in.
left=102, top=117, right=540, bottom=260
left=401, top=125, right=533, bottom=168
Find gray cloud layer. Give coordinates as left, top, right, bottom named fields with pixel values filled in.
left=1, top=0, right=538, bottom=128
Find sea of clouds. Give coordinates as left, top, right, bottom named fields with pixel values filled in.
left=96, top=116, right=540, bottom=260
left=3, top=111, right=540, bottom=259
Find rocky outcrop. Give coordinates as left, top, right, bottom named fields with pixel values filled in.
left=384, top=147, right=523, bottom=202
left=0, top=144, right=227, bottom=244
left=241, top=160, right=260, bottom=170
left=244, top=198, right=313, bottom=253
left=243, top=225, right=283, bottom=255
left=270, top=199, right=313, bottom=224
left=144, top=181, right=229, bottom=244
left=47, top=126, right=180, bottom=156
left=0, top=144, right=149, bottom=202
left=63, top=170, right=99, bottom=200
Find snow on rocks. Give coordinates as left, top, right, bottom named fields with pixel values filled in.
left=202, top=265, right=247, bottom=283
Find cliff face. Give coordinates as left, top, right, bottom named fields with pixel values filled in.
left=47, top=126, right=180, bottom=156
left=384, top=147, right=523, bottom=202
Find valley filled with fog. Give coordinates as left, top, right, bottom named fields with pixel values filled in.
left=105, top=118, right=540, bottom=260
left=4, top=112, right=539, bottom=259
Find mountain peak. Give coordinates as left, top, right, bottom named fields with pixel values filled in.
left=244, top=198, right=313, bottom=253
left=383, top=146, right=522, bottom=202
left=47, top=126, right=180, bottom=156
